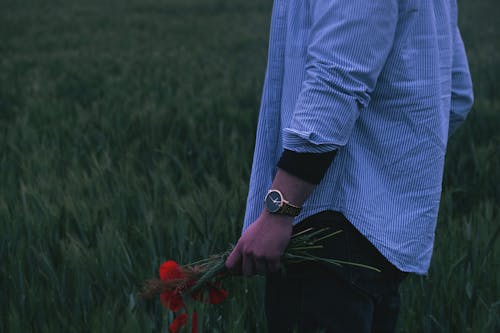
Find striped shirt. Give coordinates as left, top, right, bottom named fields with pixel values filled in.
left=242, top=0, right=474, bottom=274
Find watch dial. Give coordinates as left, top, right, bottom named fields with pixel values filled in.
left=265, top=191, right=282, bottom=213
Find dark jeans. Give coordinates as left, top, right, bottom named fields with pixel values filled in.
left=265, top=211, right=407, bottom=333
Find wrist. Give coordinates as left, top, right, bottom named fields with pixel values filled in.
left=261, top=209, right=294, bottom=226
left=262, top=209, right=294, bottom=220
left=270, top=169, right=316, bottom=206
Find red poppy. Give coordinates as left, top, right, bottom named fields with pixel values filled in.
left=190, top=288, right=203, bottom=302
left=168, top=313, right=188, bottom=333
left=160, top=291, right=185, bottom=312
left=160, top=260, right=185, bottom=280
left=159, top=261, right=186, bottom=311
left=208, top=286, right=228, bottom=304
left=157, top=260, right=226, bottom=332
left=189, top=282, right=227, bottom=305
left=191, top=311, right=198, bottom=333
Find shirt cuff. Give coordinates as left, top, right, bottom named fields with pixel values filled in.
left=277, top=149, right=338, bottom=185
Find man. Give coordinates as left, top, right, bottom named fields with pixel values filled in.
left=226, top=0, right=473, bottom=332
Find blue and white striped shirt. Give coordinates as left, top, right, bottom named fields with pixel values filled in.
left=242, top=0, right=473, bottom=274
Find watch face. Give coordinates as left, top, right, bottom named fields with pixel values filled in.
left=265, top=190, right=282, bottom=213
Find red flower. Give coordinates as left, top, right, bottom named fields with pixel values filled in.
left=168, top=313, right=188, bottom=333
left=166, top=312, right=198, bottom=333
left=159, top=261, right=186, bottom=311
left=160, top=260, right=185, bottom=280
left=190, top=288, right=203, bottom=302
left=208, top=285, right=228, bottom=304
left=160, top=291, right=185, bottom=312
left=157, top=260, right=226, bottom=332
left=191, top=312, right=198, bottom=333
left=189, top=283, right=227, bottom=304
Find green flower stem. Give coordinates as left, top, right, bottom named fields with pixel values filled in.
left=283, top=253, right=381, bottom=272
left=310, top=229, right=343, bottom=244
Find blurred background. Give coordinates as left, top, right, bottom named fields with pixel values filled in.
left=0, top=0, right=498, bottom=332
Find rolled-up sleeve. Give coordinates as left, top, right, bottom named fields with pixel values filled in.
left=283, top=0, right=399, bottom=152
left=448, top=26, right=474, bottom=137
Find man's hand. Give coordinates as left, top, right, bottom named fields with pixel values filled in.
left=226, top=168, right=316, bottom=276
left=225, top=210, right=293, bottom=276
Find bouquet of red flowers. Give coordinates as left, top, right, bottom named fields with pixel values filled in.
left=140, top=227, right=379, bottom=332
left=141, top=259, right=227, bottom=332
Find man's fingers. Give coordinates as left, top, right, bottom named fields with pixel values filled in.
left=225, top=244, right=242, bottom=273
left=242, top=254, right=255, bottom=277
left=255, top=256, right=267, bottom=275
left=267, top=256, right=281, bottom=273
left=226, top=243, right=282, bottom=276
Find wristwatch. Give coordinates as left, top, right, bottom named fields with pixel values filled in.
left=264, top=189, right=302, bottom=217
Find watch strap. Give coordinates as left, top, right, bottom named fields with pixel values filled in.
left=279, top=202, right=302, bottom=217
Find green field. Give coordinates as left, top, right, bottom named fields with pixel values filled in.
left=1, top=0, right=498, bottom=332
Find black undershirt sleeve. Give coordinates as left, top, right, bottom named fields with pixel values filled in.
left=277, top=149, right=338, bottom=185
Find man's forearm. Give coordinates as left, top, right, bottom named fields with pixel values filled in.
left=272, top=149, right=337, bottom=207
left=269, top=168, right=317, bottom=209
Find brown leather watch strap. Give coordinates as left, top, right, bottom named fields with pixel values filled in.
left=280, top=201, right=302, bottom=217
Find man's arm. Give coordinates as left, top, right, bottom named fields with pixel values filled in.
left=225, top=169, right=315, bottom=276
left=226, top=0, right=399, bottom=276
left=283, top=0, right=399, bottom=152
left=449, top=26, right=474, bottom=137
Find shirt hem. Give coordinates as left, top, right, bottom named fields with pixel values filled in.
left=294, top=205, right=430, bottom=275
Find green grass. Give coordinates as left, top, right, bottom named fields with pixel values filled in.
left=0, top=0, right=498, bottom=332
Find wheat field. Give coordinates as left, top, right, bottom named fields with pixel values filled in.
left=0, top=0, right=498, bottom=332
